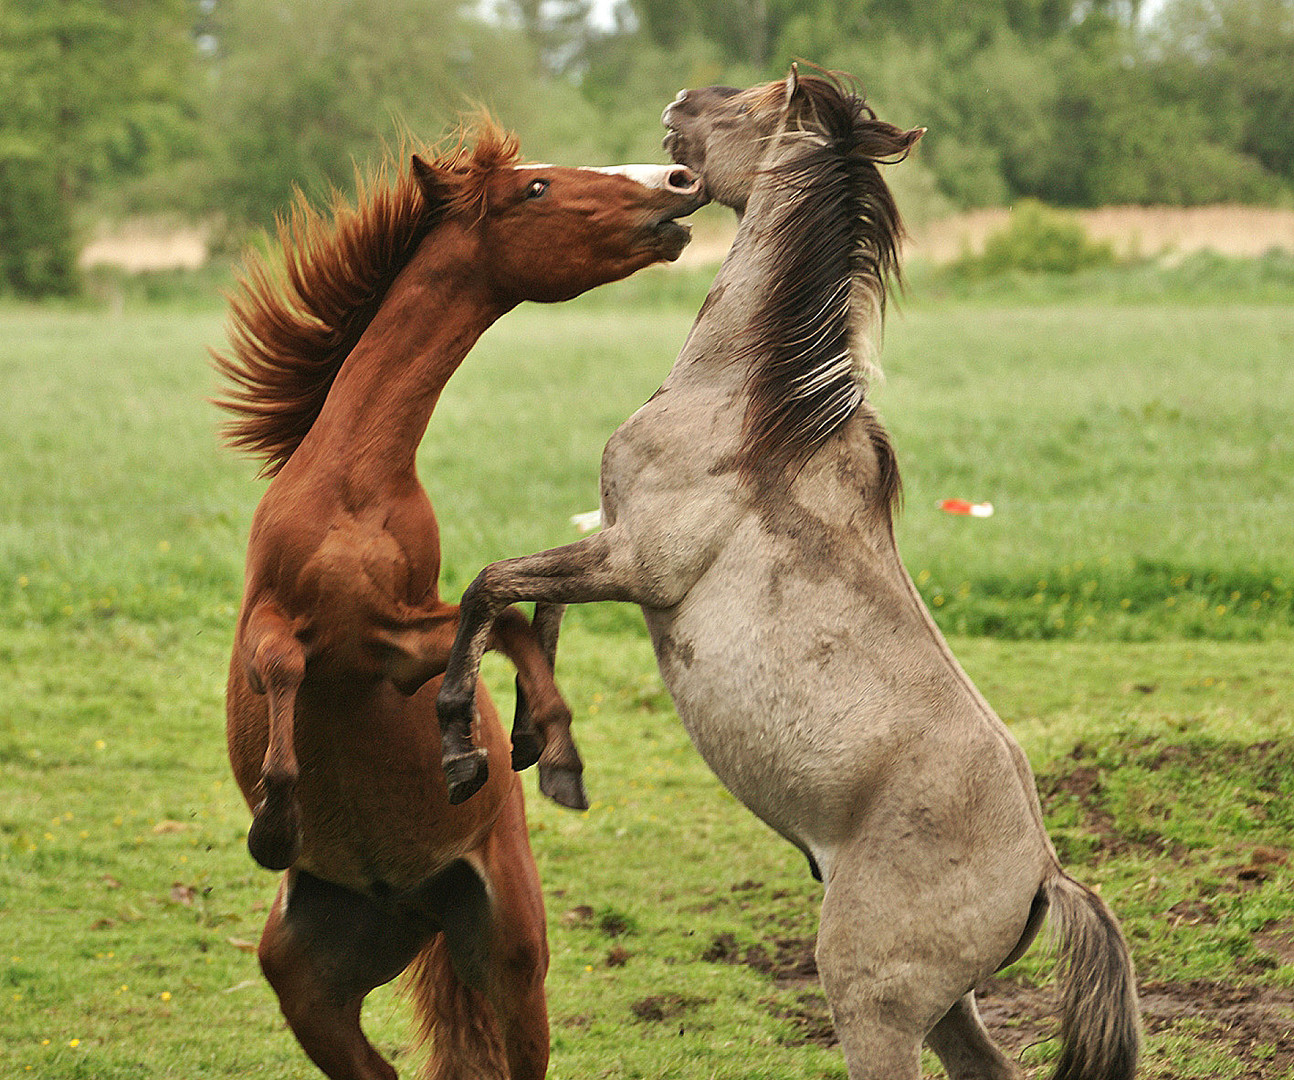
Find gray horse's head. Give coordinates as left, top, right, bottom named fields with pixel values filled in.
left=662, top=65, right=924, bottom=213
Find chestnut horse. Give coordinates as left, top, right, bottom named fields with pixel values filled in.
left=436, top=73, right=1141, bottom=1080
left=214, top=120, right=704, bottom=1080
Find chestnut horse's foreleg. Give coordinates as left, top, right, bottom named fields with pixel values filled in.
left=373, top=601, right=581, bottom=805
left=492, top=603, right=586, bottom=810
left=241, top=602, right=306, bottom=871
left=258, top=871, right=425, bottom=1080
left=498, top=602, right=566, bottom=773
left=438, top=529, right=653, bottom=805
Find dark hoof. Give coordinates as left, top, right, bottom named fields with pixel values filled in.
left=510, top=727, right=543, bottom=772
left=539, top=763, right=589, bottom=811
left=443, top=748, right=490, bottom=805
left=247, top=812, right=301, bottom=871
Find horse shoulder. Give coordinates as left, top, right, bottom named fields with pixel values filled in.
left=597, top=393, right=749, bottom=607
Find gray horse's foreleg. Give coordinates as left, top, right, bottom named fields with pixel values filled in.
left=437, top=530, right=650, bottom=805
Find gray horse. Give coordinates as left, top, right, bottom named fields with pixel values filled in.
left=437, top=69, right=1140, bottom=1080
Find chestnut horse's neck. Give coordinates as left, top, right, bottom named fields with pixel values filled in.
left=292, top=225, right=507, bottom=496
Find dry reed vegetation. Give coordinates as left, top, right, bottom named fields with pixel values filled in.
left=670, top=204, right=1294, bottom=269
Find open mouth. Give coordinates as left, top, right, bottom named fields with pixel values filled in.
left=654, top=217, right=693, bottom=261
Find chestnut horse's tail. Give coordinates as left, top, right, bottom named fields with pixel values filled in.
left=1044, top=871, right=1142, bottom=1080
left=406, top=933, right=508, bottom=1080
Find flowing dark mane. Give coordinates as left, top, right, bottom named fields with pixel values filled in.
left=737, top=72, right=919, bottom=507
left=212, top=118, right=520, bottom=476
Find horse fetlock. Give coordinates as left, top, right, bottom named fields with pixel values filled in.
left=509, top=725, right=543, bottom=772
left=442, top=747, right=490, bottom=805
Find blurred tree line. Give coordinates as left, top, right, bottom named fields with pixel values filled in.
left=2, top=0, right=1292, bottom=296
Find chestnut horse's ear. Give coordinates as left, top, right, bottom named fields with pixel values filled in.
left=411, top=154, right=449, bottom=205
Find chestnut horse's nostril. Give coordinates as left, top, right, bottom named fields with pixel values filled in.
left=667, top=166, right=701, bottom=194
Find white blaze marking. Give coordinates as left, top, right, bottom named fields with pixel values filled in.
left=516, top=163, right=685, bottom=190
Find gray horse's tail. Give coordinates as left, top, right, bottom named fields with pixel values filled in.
left=1044, top=871, right=1141, bottom=1080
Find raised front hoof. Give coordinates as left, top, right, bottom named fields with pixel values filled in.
left=510, top=727, right=543, bottom=772
left=247, top=814, right=301, bottom=872
left=443, top=747, right=490, bottom=805
left=539, top=763, right=589, bottom=811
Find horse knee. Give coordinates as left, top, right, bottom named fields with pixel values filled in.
left=245, top=624, right=305, bottom=694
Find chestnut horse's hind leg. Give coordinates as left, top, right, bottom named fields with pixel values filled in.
left=408, top=784, right=549, bottom=1080
left=475, top=779, right=550, bottom=1080
left=258, top=871, right=426, bottom=1080
left=925, top=993, right=1022, bottom=1080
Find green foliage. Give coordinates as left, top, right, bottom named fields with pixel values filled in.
left=953, top=199, right=1116, bottom=277
left=825, top=21, right=1291, bottom=210
left=1152, top=0, right=1294, bottom=183
left=202, top=0, right=481, bottom=231
left=0, top=154, right=77, bottom=298
left=0, top=0, right=198, bottom=296
left=0, top=0, right=199, bottom=192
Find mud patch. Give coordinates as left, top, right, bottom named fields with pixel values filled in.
left=702, top=932, right=1294, bottom=1072
left=701, top=931, right=818, bottom=985
left=630, top=993, right=712, bottom=1022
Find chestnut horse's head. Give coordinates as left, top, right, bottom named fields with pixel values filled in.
left=412, top=130, right=707, bottom=305
left=662, top=65, right=924, bottom=213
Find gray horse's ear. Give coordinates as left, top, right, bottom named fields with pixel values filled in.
left=784, top=63, right=800, bottom=108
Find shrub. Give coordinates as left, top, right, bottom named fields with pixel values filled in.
left=0, top=154, right=78, bottom=298
left=955, top=199, right=1115, bottom=277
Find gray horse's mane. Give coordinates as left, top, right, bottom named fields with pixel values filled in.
left=738, top=73, right=919, bottom=508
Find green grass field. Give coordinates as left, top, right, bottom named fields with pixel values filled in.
left=2, top=260, right=1293, bottom=1077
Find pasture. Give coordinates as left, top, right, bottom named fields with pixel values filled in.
left=1, top=260, right=1293, bottom=1078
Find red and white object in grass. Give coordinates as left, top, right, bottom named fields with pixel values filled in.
left=939, top=498, right=994, bottom=518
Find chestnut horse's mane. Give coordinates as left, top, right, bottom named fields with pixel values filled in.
left=212, top=117, right=521, bottom=477
left=736, top=71, right=917, bottom=506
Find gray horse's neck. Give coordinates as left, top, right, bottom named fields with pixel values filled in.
left=662, top=196, right=780, bottom=397
left=666, top=126, right=881, bottom=428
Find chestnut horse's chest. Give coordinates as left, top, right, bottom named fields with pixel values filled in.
left=245, top=485, right=438, bottom=661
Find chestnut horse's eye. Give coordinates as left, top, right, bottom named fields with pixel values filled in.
left=524, top=179, right=550, bottom=200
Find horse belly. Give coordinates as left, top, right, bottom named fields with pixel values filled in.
left=288, top=678, right=512, bottom=893
left=643, top=586, right=891, bottom=855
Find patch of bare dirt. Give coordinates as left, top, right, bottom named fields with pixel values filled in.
left=701, top=931, right=1294, bottom=1074
left=629, top=992, right=712, bottom=1023
left=906, top=205, right=1294, bottom=263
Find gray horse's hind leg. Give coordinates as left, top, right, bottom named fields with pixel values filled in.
left=925, top=993, right=1021, bottom=1080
